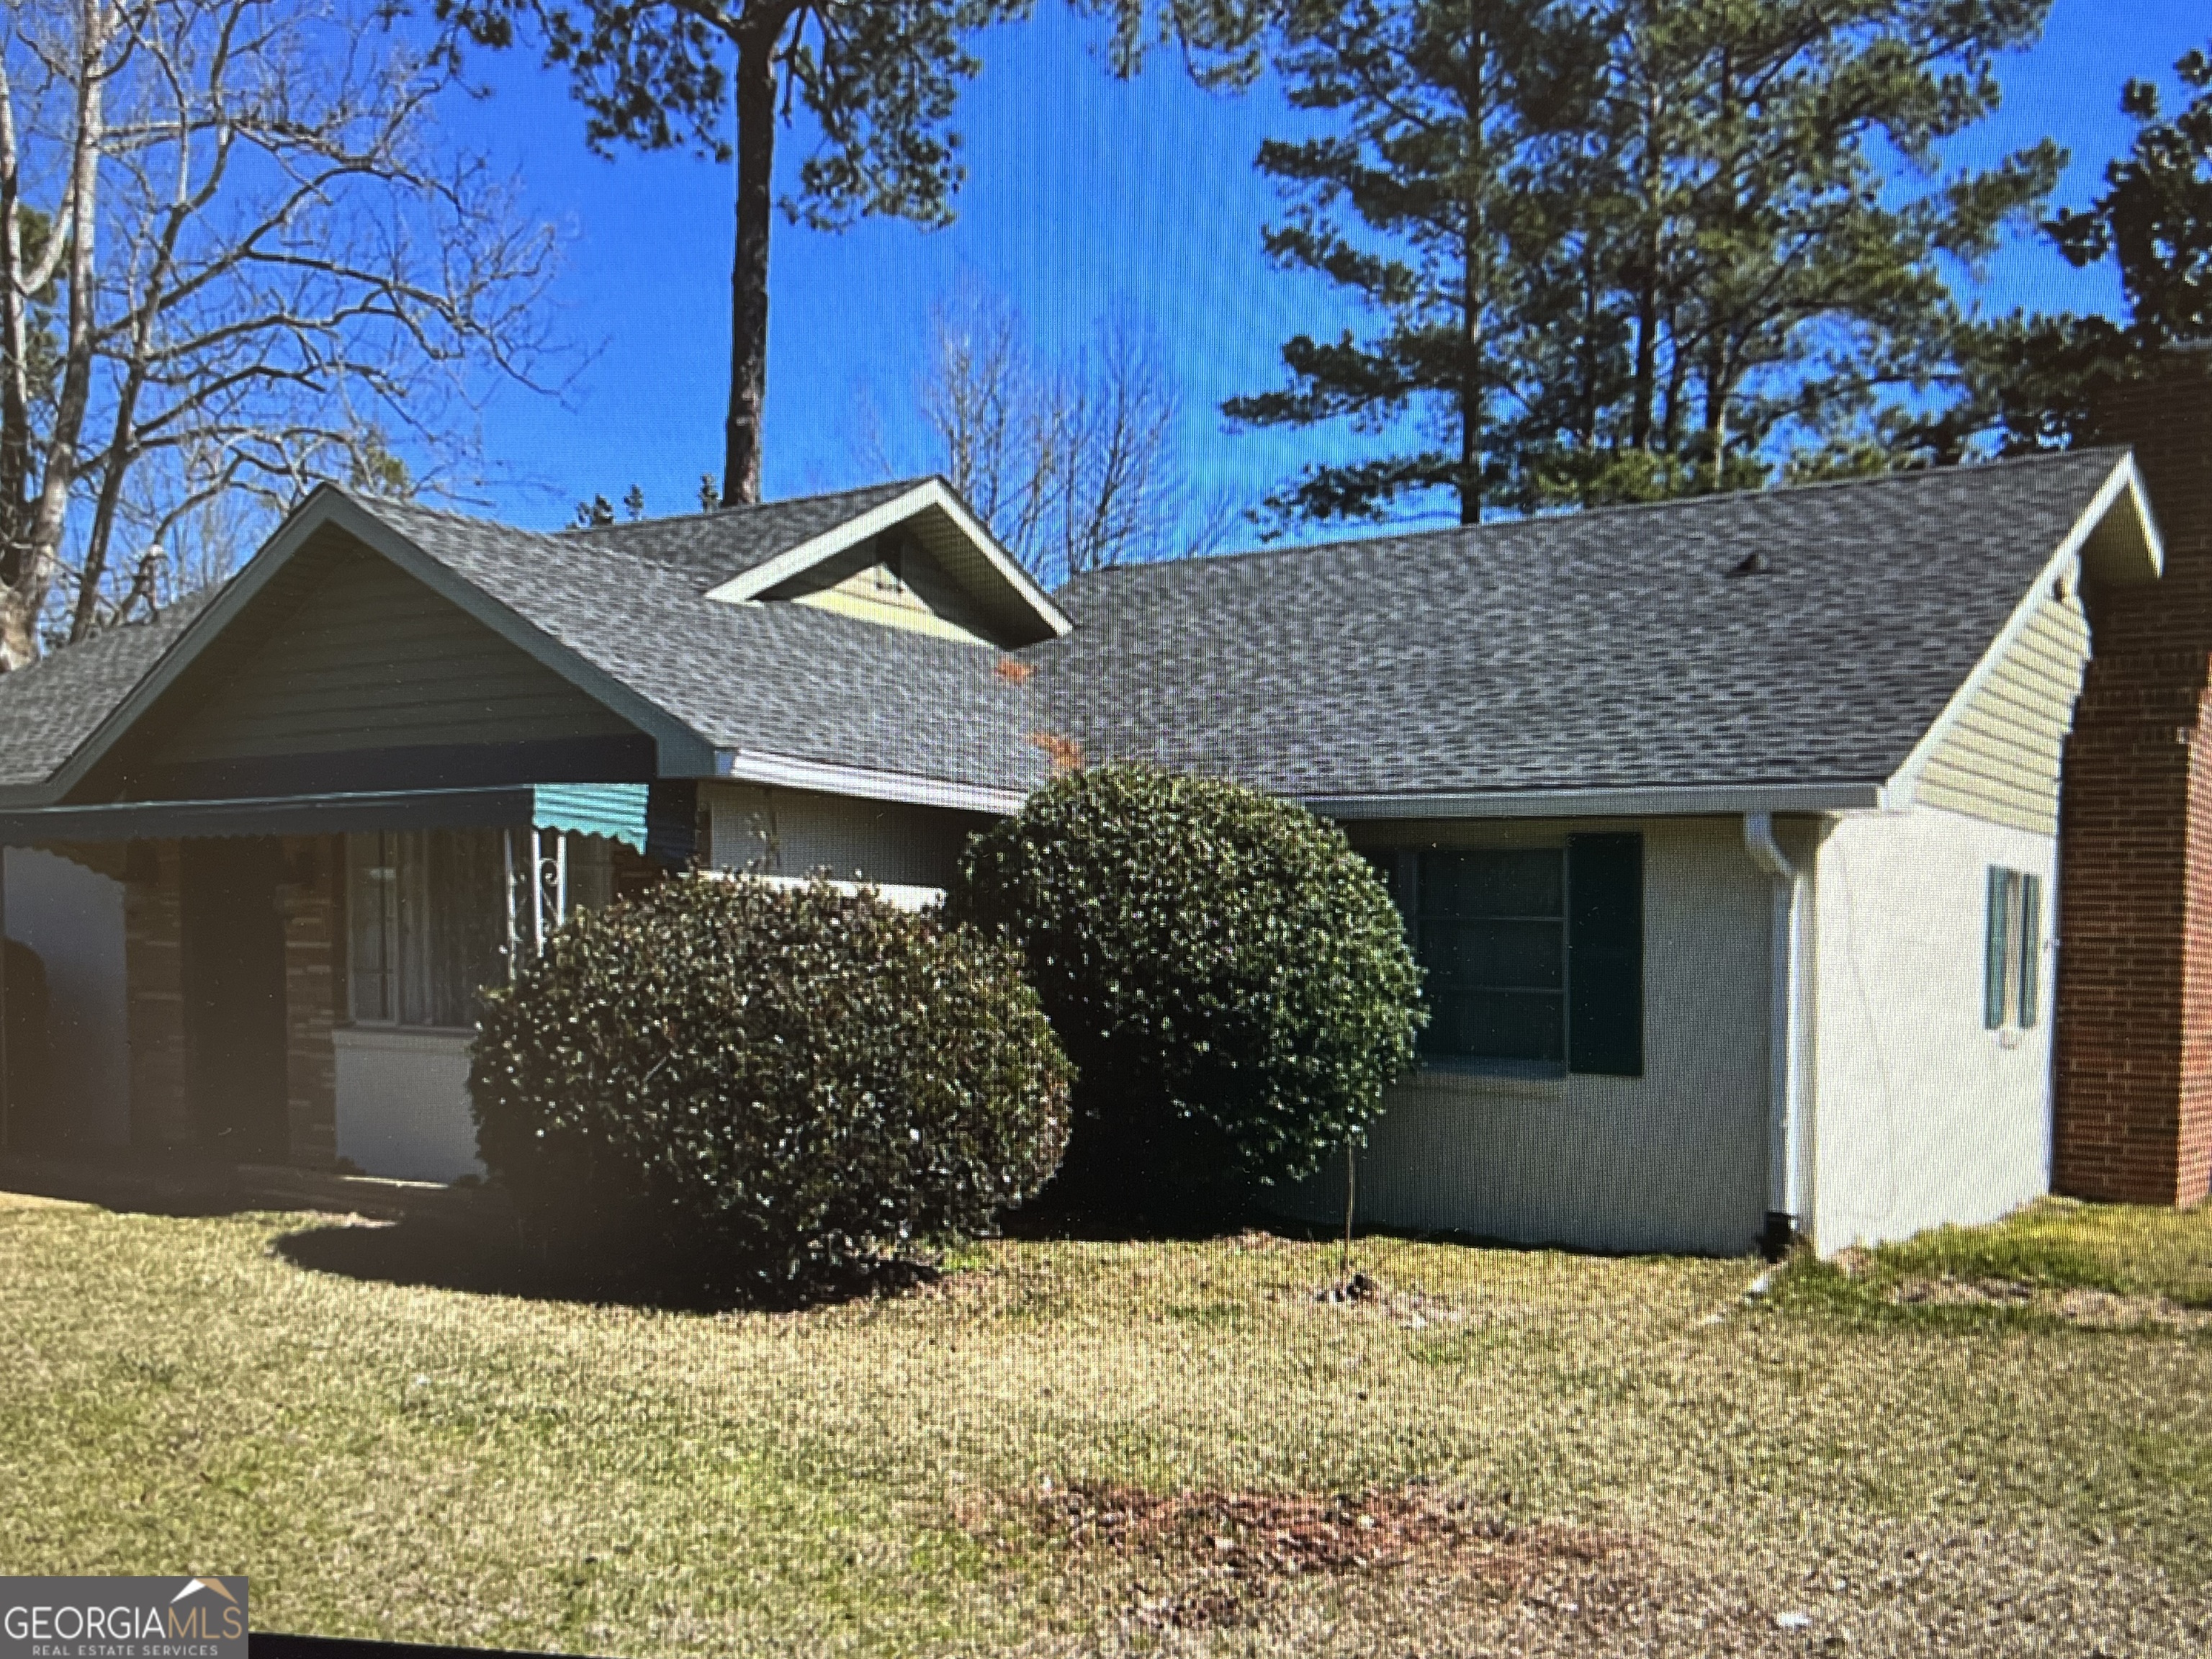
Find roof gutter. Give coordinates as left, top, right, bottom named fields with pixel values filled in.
left=712, top=748, right=1030, bottom=816
left=1743, top=811, right=1810, bottom=1257
left=1309, top=781, right=1884, bottom=822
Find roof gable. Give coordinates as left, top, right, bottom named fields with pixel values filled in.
left=759, top=536, right=1006, bottom=645
left=119, top=529, right=643, bottom=791
left=703, top=479, right=1072, bottom=647
left=1887, top=451, right=2159, bottom=817
left=19, top=488, right=715, bottom=806
left=349, top=489, right=1049, bottom=798
left=556, top=478, right=921, bottom=583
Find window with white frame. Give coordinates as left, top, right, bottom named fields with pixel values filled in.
left=1984, top=866, right=2044, bottom=1032
left=346, top=829, right=616, bottom=1029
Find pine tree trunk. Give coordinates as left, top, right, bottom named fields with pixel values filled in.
left=1703, top=344, right=1730, bottom=489
left=1457, top=13, right=1488, bottom=527
left=1629, top=86, right=1662, bottom=451
left=1630, top=233, right=1659, bottom=450
left=722, top=34, right=777, bottom=508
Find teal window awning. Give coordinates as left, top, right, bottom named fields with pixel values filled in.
left=0, top=783, right=652, bottom=851
left=529, top=783, right=649, bottom=849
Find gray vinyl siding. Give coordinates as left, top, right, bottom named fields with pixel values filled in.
left=1912, top=592, right=2090, bottom=836
left=158, top=544, right=636, bottom=763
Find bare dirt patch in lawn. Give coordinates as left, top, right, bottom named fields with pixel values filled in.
left=1884, top=1274, right=2212, bottom=1333
left=963, top=1480, right=1786, bottom=1645
left=1305, top=1269, right=1470, bottom=1331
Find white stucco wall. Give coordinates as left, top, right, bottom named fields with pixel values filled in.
left=332, top=1027, right=482, bottom=1182
left=705, top=783, right=984, bottom=892
left=1292, top=817, right=1774, bottom=1256
left=4, top=847, right=130, bottom=1151
left=1805, top=804, right=2055, bottom=1254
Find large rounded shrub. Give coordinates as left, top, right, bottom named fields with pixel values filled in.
left=470, top=876, right=1073, bottom=1293
left=943, top=764, right=1423, bottom=1200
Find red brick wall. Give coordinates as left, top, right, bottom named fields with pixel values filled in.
left=123, top=840, right=192, bottom=1151
left=279, top=836, right=340, bottom=1169
left=2057, top=371, right=2212, bottom=1207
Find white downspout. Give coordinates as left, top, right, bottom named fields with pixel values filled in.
left=1744, top=812, right=1807, bottom=1253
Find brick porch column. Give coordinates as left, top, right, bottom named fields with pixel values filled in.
left=2055, top=369, right=2212, bottom=1207
left=124, top=840, right=192, bottom=1151
left=280, top=836, right=341, bottom=1169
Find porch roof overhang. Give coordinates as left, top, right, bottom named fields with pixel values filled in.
left=0, top=782, right=652, bottom=850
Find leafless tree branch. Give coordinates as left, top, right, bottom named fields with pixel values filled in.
left=1, top=0, right=572, bottom=660
left=899, top=279, right=1239, bottom=588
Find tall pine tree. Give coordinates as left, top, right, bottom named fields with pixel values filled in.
left=1224, top=0, right=1567, bottom=526
left=1231, top=0, right=2060, bottom=525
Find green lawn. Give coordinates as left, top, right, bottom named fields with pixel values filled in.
left=1823, top=1195, right=2212, bottom=1307
left=4, top=1190, right=2211, bottom=1657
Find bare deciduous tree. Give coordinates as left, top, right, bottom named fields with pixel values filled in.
left=1, top=0, right=566, bottom=666
left=878, top=283, right=1240, bottom=588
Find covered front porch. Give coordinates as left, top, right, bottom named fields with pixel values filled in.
left=0, top=783, right=682, bottom=1181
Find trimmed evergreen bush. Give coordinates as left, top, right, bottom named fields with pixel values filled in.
left=943, top=763, right=1424, bottom=1201
left=469, top=876, right=1072, bottom=1294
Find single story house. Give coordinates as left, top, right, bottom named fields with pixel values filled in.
left=0, top=446, right=2175, bottom=1256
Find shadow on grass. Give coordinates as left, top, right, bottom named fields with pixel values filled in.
left=271, top=1216, right=942, bottom=1315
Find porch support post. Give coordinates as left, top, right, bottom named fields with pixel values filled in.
left=531, top=830, right=546, bottom=956
left=503, top=829, right=519, bottom=979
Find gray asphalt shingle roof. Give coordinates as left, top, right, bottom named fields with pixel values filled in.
left=0, top=449, right=2132, bottom=806
left=0, top=590, right=218, bottom=788
left=555, top=478, right=920, bottom=583
left=1037, top=447, right=2129, bottom=803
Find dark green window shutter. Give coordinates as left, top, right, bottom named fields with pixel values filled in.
left=1984, top=867, right=2011, bottom=1030
left=1568, top=834, right=1642, bottom=1077
left=2018, top=872, right=2042, bottom=1028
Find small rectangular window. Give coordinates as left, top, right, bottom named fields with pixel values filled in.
left=1984, top=866, right=2043, bottom=1033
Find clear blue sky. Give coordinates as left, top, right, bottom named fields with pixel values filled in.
left=450, top=0, right=2209, bottom=536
